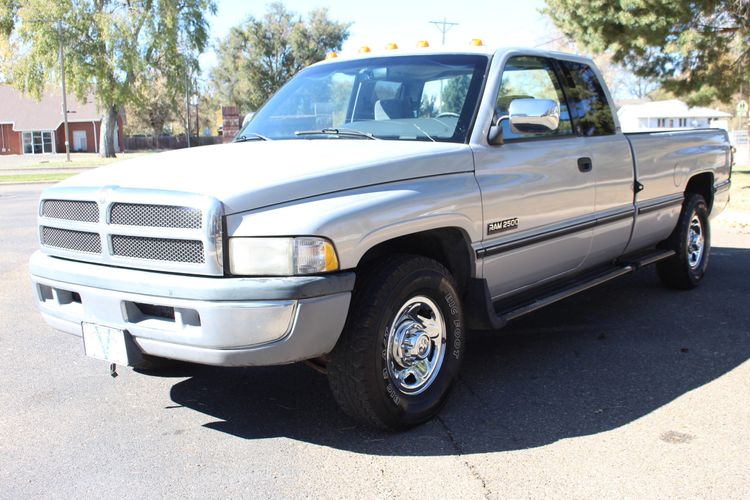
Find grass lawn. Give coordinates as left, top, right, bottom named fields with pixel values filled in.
left=0, top=173, right=77, bottom=184
left=728, top=163, right=750, bottom=212
left=18, top=152, right=153, bottom=170
left=0, top=151, right=155, bottom=183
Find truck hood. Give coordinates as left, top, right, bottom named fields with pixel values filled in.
left=57, top=140, right=474, bottom=214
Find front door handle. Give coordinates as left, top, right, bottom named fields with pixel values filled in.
left=577, top=157, right=593, bottom=173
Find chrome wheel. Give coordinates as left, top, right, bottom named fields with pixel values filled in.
left=687, top=212, right=704, bottom=269
left=386, top=296, right=446, bottom=395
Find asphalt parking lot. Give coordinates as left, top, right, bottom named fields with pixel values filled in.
left=1, top=182, right=748, bottom=498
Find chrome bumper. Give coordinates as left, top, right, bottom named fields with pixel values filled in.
left=29, top=251, right=354, bottom=366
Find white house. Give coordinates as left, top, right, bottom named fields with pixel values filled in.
left=617, top=99, right=731, bottom=133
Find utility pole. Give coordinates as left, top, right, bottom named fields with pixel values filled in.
left=195, top=79, right=200, bottom=139
left=429, top=18, right=459, bottom=45
left=185, top=64, right=191, bottom=148
left=57, top=21, right=71, bottom=162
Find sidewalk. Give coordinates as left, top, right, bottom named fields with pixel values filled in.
left=0, top=152, right=153, bottom=178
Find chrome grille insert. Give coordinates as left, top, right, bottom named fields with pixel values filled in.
left=41, top=227, right=102, bottom=254
left=42, top=200, right=99, bottom=222
left=110, top=203, right=202, bottom=229
left=111, top=235, right=204, bottom=263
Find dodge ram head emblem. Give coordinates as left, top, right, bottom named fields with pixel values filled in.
left=97, top=187, right=115, bottom=206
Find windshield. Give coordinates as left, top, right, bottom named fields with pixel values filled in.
left=237, top=54, right=489, bottom=143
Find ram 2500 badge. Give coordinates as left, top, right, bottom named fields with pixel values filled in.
left=30, top=46, right=732, bottom=429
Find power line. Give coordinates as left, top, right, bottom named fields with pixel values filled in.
left=429, top=18, right=459, bottom=46
left=533, top=35, right=568, bottom=49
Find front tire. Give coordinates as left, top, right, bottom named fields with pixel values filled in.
left=657, top=193, right=710, bottom=289
left=327, top=255, right=465, bottom=430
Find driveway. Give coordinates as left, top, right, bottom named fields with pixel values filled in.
left=1, top=183, right=748, bottom=498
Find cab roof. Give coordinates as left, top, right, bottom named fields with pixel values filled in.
left=312, top=45, right=595, bottom=67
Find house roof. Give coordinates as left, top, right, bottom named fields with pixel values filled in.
left=615, top=98, right=650, bottom=109
left=0, top=85, right=102, bottom=131
left=617, top=99, right=731, bottom=119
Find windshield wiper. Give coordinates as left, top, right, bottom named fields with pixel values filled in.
left=234, top=133, right=270, bottom=142
left=412, top=123, right=436, bottom=142
left=294, top=128, right=379, bottom=140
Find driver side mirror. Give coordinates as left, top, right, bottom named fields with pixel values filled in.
left=487, top=98, right=561, bottom=145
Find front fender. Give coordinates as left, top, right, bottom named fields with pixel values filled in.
left=225, top=173, right=483, bottom=270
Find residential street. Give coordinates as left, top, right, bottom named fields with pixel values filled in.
left=1, top=181, right=748, bottom=499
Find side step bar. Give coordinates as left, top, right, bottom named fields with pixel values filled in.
left=500, top=267, right=632, bottom=322
left=465, top=249, right=675, bottom=331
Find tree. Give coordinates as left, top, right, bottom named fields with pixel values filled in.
left=211, top=2, right=350, bottom=113
left=0, top=0, right=216, bottom=157
left=539, top=28, right=660, bottom=100
left=628, top=76, right=660, bottom=100
left=544, top=0, right=750, bottom=105
left=125, top=71, right=180, bottom=139
left=441, top=75, right=470, bottom=114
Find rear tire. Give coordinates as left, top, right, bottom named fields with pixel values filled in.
left=327, top=255, right=465, bottom=430
left=657, top=193, right=710, bottom=289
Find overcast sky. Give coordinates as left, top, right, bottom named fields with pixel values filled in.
left=198, top=0, right=557, bottom=71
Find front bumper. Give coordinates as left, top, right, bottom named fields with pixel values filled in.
left=29, top=251, right=354, bottom=366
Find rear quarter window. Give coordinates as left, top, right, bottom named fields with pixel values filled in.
left=559, top=61, right=616, bottom=137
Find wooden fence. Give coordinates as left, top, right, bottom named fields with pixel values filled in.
left=125, top=135, right=224, bottom=151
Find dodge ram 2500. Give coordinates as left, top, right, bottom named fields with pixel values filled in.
left=30, top=46, right=732, bottom=429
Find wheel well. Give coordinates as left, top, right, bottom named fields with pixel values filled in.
left=356, top=228, right=474, bottom=295
left=685, top=173, right=714, bottom=211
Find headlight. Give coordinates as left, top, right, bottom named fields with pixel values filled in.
left=228, top=237, right=340, bottom=276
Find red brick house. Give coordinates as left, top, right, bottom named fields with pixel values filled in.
left=0, top=85, right=124, bottom=155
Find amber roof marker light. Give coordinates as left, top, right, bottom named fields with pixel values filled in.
left=386, top=42, right=398, bottom=50
left=325, top=51, right=338, bottom=60
left=416, top=40, right=430, bottom=48
left=359, top=46, right=371, bottom=53
left=470, top=38, right=484, bottom=46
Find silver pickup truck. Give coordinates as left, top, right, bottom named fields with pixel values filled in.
left=30, top=46, right=732, bottom=430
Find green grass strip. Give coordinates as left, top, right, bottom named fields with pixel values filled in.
left=0, top=173, right=77, bottom=184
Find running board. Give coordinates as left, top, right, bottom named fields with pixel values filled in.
left=619, top=248, right=676, bottom=269
left=465, top=248, right=675, bottom=330
left=500, top=266, right=633, bottom=322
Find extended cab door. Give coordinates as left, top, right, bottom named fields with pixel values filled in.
left=556, top=59, right=635, bottom=269
left=472, top=55, right=595, bottom=299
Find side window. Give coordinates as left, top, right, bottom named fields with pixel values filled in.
left=559, top=61, right=616, bottom=136
left=495, top=56, right=573, bottom=140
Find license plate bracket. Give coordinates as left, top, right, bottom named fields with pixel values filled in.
left=82, top=323, right=143, bottom=366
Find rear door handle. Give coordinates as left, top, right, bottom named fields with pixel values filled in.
left=578, top=157, right=593, bottom=173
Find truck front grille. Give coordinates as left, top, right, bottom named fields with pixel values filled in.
left=42, top=200, right=99, bottom=223
left=37, top=188, right=223, bottom=276
left=41, top=226, right=102, bottom=254
left=111, top=235, right=204, bottom=263
left=110, top=203, right=202, bottom=229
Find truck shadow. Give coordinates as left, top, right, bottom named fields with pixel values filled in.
left=168, top=246, right=750, bottom=456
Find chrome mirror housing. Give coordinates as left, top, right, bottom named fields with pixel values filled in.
left=488, top=119, right=504, bottom=145
left=508, top=98, right=560, bottom=134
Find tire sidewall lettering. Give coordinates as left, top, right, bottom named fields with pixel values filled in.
left=377, top=271, right=464, bottom=411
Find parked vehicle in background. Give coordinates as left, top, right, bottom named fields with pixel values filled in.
left=30, top=45, right=732, bottom=430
